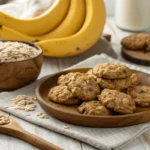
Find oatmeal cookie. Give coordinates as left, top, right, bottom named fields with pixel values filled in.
left=57, top=72, right=82, bottom=85
left=98, top=73, right=139, bottom=90
left=86, top=69, right=102, bottom=85
left=48, top=85, right=80, bottom=105
left=67, top=73, right=100, bottom=101
left=78, top=100, right=111, bottom=115
left=92, top=63, right=131, bottom=79
left=99, top=89, right=136, bottom=114
left=86, top=69, right=97, bottom=81
left=127, top=86, right=150, bottom=107
left=121, top=33, right=150, bottom=50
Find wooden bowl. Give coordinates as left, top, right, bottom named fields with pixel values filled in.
left=36, top=68, right=150, bottom=127
left=0, top=40, right=43, bottom=91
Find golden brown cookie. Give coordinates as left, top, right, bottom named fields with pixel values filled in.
left=48, top=85, right=80, bottom=105
left=86, top=69, right=97, bottom=81
left=99, top=89, right=136, bottom=114
left=78, top=100, right=111, bottom=115
left=98, top=73, right=139, bottom=90
left=67, top=73, right=100, bottom=101
left=121, top=33, right=150, bottom=50
left=57, top=72, right=82, bottom=85
left=127, top=86, right=150, bottom=107
left=92, top=63, right=132, bottom=79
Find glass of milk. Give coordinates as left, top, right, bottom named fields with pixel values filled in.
left=115, top=0, right=150, bottom=32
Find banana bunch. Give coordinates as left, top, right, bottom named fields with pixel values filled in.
left=0, top=0, right=106, bottom=57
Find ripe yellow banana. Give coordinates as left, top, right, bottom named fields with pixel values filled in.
left=36, top=0, right=86, bottom=39
left=0, top=25, right=35, bottom=41
left=37, top=0, right=106, bottom=57
left=0, top=0, right=70, bottom=36
left=0, top=0, right=85, bottom=41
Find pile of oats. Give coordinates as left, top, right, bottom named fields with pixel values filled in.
left=0, top=41, right=41, bottom=62
left=0, top=111, right=10, bottom=125
left=36, top=112, right=49, bottom=119
left=12, top=95, right=37, bottom=112
left=10, top=95, right=50, bottom=119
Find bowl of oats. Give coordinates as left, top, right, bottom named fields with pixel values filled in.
left=0, top=40, right=43, bottom=91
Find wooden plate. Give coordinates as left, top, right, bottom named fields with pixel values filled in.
left=121, top=47, right=150, bottom=66
left=36, top=68, right=150, bottom=127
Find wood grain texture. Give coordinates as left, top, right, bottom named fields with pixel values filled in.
left=0, top=41, right=43, bottom=91
left=0, top=116, right=82, bottom=150
left=0, top=116, right=62, bottom=150
left=121, top=47, right=150, bottom=66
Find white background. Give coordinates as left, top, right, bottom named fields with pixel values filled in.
left=104, top=0, right=115, bottom=16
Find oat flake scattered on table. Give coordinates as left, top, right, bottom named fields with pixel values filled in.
left=0, top=41, right=41, bottom=62
left=11, top=95, right=37, bottom=112
left=0, top=111, right=10, bottom=125
left=63, top=126, right=70, bottom=129
left=36, top=112, right=49, bottom=119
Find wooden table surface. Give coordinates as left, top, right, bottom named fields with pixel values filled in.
left=1, top=17, right=150, bottom=150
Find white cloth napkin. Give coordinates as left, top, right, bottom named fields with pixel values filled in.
left=0, top=54, right=150, bottom=150
left=0, top=0, right=56, bottom=19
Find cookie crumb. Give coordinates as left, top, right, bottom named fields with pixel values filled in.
left=11, top=95, right=37, bottom=112
left=64, top=126, right=70, bottom=129
left=4, top=106, right=8, bottom=109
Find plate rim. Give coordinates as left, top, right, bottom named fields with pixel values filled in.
left=121, top=46, right=150, bottom=66
left=35, top=68, right=150, bottom=120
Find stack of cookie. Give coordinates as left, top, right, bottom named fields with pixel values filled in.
left=48, top=72, right=100, bottom=104
left=121, top=33, right=150, bottom=51
left=87, top=63, right=139, bottom=90
left=48, top=63, right=150, bottom=116
left=48, top=72, right=112, bottom=116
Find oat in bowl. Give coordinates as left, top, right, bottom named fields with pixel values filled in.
left=0, top=40, right=43, bottom=91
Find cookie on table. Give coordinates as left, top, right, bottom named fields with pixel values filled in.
left=92, top=63, right=132, bottom=79
left=99, top=89, right=136, bottom=114
left=121, top=33, right=150, bottom=50
left=57, top=72, right=82, bottom=85
left=78, top=100, right=111, bottom=115
left=48, top=85, right=80, bottom=105
left=127, top=86, right=150, bottom=107
left=98, top=73, right=139, bottom=90
left=67, top=73, right=100, bottom=101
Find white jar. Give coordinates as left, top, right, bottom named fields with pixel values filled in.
left=115, top=0, right=150, bottom=31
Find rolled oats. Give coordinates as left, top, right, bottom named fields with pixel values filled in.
left=64, top=126, right=70, bottom=129
left=11, top=95, right=37, bottom=112
left=0, top=41, right=41, bottom=62
left=36, top=112, right=49, bottom=119
left=0, top=111, right=10, bottom=125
